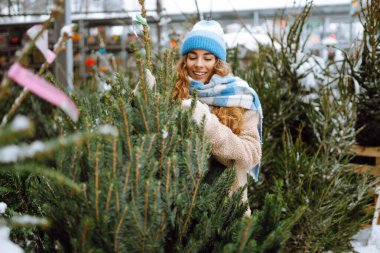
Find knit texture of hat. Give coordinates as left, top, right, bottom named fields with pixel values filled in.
left=181, top=20, right=227, bottom=62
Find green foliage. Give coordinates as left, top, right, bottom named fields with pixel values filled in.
left=1, top=50, right=298, bottom=252
left=354, top=0, right=380, bottom=146
left=235, top=2, right=376, bottom=252
left=223, top=193, right=306, bottom=253
left=1, top=2, right=379, bottom=253
left=28, top=66, right=288, bottom=252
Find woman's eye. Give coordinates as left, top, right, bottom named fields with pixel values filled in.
left=205, top=58, right=212, bottom=61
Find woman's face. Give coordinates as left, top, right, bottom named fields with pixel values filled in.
left=186, top=49, right=217, bottom=83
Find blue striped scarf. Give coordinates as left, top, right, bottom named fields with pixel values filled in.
left=190, top=74, right=263, bottom=181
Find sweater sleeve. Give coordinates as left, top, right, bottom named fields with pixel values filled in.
left=204, top=110, right=262, bottom=172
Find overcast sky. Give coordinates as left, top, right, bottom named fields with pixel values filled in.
left=124, top=0, right=351, bottom=14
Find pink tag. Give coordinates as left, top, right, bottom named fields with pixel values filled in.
left=8, top=63, right=79, bottom=122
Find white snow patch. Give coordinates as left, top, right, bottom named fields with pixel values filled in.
left=0, top=226, right=24, bottom=253
left=98, top=125, right=119, bottom=137
left=352, top=227, right=380, bottom=253
left=224, top=28, right=280, bottom=52
left=10, top=115, right=30, bottom=131
left=0, top=141, right=45, bottom=163
left=145, top=68, right=156, bottom=90
left=368, top=226, right=380, bottom=249
left=11, top=215, right=48, bottom=226
left=0, top=202, right=7, bottom=214
left=162, top=129, right=168, bottom=139
left=103, top=82, right=112, bottom=92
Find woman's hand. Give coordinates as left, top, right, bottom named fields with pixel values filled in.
left=181, top=99, right=211, bottom=127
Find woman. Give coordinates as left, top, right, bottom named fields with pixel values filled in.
left=173, top=20, right=263, bottom=216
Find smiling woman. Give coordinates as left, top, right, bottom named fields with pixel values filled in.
left=173, top=20, right=263, bottom=216
left=186, top=50, right=216, bottom=83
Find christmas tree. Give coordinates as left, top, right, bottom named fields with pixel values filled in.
left=354, top=0, right=380, bottom=146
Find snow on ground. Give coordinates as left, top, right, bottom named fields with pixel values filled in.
left=0, top=202, right=24, bottom=253
left=352, top=227, right=380, bottom=253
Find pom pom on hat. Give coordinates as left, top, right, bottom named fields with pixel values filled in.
left=181, top=20, right=227, bottom=62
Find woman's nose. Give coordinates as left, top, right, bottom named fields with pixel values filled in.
left=195, top=58, right=203, bottom=67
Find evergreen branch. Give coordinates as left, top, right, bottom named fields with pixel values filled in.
left=259, top=206, right=306, bottom=252
left=4, top=163, right=81, bottom=193
left=180, top=137, right=204, bottom=245
left=0, top=115, right=34, bottom=146
left=196, top=137, right=201, bottom=175
left=159, top=135, right=166, bottom=176
left=154, top=176, right=159, bottom=212
left=181, top=176, right=202, bottom=243
left=95, top=156, right=100, bottom=222
left=135, top=148, right=141, bottom=191
left=113, top=138, right=117, bottom=180
left=165, top=50, right=170, bottom=97
left=114, top=206, right=128, bottom=253
left=138, top=0, right=153, bottom=71
left=185, top=141, right=196, bottom=183
left=237, top=217, right=254, bottom=253
left=136, top=94, right=150, bottom=134
left=69, top=147, right=79, bottom=179
left=105, top=183, right=114, bottom=213
left=155, top=95, right=160, bottom=133
left=167, top=131, right=177, bottom=157
left=115, top=190, right=120, bottom=214
left=144, top=180, right=150, bottom=232
left=123, top=163, right=132, bottom=195
left=147, top=138, right=158, bottom=178
left=165, top=158, right=171, bottom=193
left=138, top=58, right=149, bottom=102
left=119, top=99, right=133, bottom=158
left=112, top=138, right=120, bottom=213
left=81, top=219, right=90, bottom=253
left=0, top=125, right=118, bottom=163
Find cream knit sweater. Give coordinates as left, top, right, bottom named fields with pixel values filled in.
left=182, top=99, right=262, bottom=215
left=204, top=110, right=262, bottom=215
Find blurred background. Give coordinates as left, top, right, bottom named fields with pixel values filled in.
left=0, top=0, right=362, bottom=82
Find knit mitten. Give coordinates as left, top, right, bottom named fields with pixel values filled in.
left=181, top=99, right=211, bottom=127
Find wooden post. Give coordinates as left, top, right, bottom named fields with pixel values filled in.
left=352, top=145, right=380, bottom=225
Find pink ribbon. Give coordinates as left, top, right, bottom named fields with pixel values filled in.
left=8, top=63, right=79, bottom=122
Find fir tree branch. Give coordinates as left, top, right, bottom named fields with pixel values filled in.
left=138, top=58, right=149, bottom=102
left=114, top=206, right=128, bottom=253
left=164, top=50, right=170, bottom=97
left=135, top=148, right=141, bottom=191
left=119, top=99, right=133, bottom=158
left=4, top=163, right=81, bottom=193
left=113, top=138, right=117, bottom=180
left=237, top=218, right=254, bottom=253
left=155, top=95, right=160, bottom=133
left=136, top=94, right=150, bottom=134
left=105, top=183, right=114, bottom=213
left=144, top=180, right=150, bottom=232
left=123, top=163, right=132, bottom=195
left=159, top=135, right=166, bottom=176
left=95, top=156, right=100, bottom=222
left=138, top=0, right=153, bottom=71
left=165, top=158, right=171, bottom=193
left=81, top=219, right=90, bottom=253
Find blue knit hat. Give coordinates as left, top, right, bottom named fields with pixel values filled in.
left=181, top=20, right=227, bottom=62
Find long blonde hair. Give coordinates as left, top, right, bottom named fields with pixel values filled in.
left=173, top=55, right=246, bottom=134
